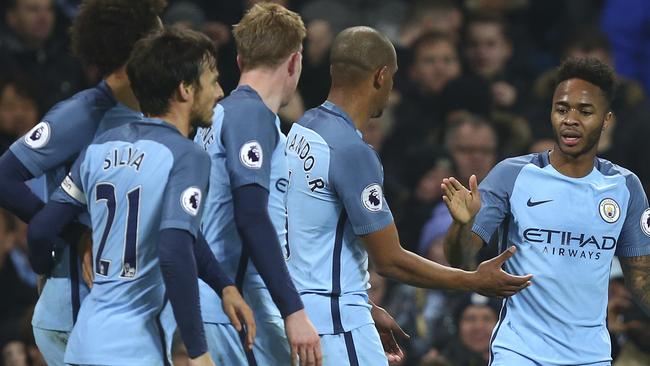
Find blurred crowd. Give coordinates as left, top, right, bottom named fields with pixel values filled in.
left=1, top=0, right=649, bottom=365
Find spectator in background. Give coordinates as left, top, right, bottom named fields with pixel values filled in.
left=0, top=0, right=86, bottom=110
left=297, top=19, right=332, bottom=109
left=398, top=0, right=463, bottom=48
left=463, top=12, right=527, bottom=113
left=420, top=293, right=501, bottom=366
left=444, top=113, right=497, bottom=184
left=0, top=75, right=40, bottom=152
left=382, top=32, right=461, bottom=196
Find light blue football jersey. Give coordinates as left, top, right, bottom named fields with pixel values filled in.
left=9, top=81, right=133, bottom=332
left=285, top=101, right=394, bottom=335
left=51, top=118, right=210, bottom=365
left=194, top=85, right=288, bottom=324
left=473, top=151, right=650, bottom=365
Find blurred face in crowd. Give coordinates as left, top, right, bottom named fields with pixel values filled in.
left=0, top=83, right=39, bottom=137
left=551, top=78, right=611, bottom=159
left=411, top=39, right=461, bottom=94
left=459, top=305, right=498, bottom=356
left=2, top=341, right=28, bottom=366
left=6, top=0, right=55, bottom=46
left=464, top=21, right=512, bottom=79
left=448, top=121, right=497, bottom=182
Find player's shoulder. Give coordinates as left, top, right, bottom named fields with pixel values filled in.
left=492, top=152, right=544, bottom=175
left=296, top=106, right=363, bottom=152
left=596, top=157, right=644, bottom=193
left=219, top=87, right=275, bottom=124
left=45, top=82, right=115, bottom=123
left=596, top=157, right=636, bottom=179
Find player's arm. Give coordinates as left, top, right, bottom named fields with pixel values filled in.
left=332, top=144, right=531, bottom=297
left=193, top=231, right=256, bottom=349
left=442, top=175, right=486, bottom=269
left=158, top=149, right=213, bottom=360
left=615, top=174, right=650, bottom=315
left=25, top=150, right=89, bottom=274
left=368, top=299, right=409, bottom=364
left=0, top=150, right=45, bottom=222
left=364, top=223, right=529, bottom=296
left=222, top=109, right=320, bottom=365
left=0, top=103, right=100, bottom=223
left=619, top=255, right=650, bottom=314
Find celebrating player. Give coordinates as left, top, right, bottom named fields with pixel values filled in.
left=0, top=1, right=166, bottom=364
left=442, top=57, right=650, bottom=365
left=284, top=26, right=532, bottom=366
left=27, top=27, right=253, bottom=366
left=193, top=3, right=321, bottom=365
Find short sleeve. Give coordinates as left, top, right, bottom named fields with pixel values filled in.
left=472, top=158, right=525, bottom=244
left=616, top=173, right=650, bottom=257
left=9, top=95, right=110, bottom=177
left=50, top=147, right=89, bottom=207
left=221, top=105, right=278, bottom=190
left=330, top=142, right=393, bottom=235
left=159, top=146, right=210, bottom=238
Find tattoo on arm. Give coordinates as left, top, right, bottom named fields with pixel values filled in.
left=620, top=255, right=650, bottom=315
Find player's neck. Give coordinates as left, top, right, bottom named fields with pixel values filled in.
left=238, top=70, right=285, bottom=114
left=327, top=89, right=372, bottom=131
left=154, top=109, right=190, bottom=138
left=105, top=68, right=140, bottom=111
left=549, top=147, right=597, bottom=178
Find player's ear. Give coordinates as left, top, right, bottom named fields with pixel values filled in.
left=178, top=81, right=193, bottom=102
left=287, top=52, right=301, bottom=76
left=602, top=110, right=613, bottom=131
left=373, top=66, right=388, bottom=90
left=236, top=54, right=243, bottom=72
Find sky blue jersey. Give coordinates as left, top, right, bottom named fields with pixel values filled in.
left=285, top=101, right=394, bottom=335
left=9, top=81, right=130, bottom=331
left=51, top=118, right=210, bottom=365
left=473, top=151, right=650, bottom=365
left=194, top=85, right=288, bottom=324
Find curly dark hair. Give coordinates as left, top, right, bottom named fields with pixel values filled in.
left=127, top=27, right=217, bottom=116
left=70, top=0, right=167, bottom=77
left=556, top=57, right=616, bottom=107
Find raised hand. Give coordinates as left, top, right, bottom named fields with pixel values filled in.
left=221, top=286, right=256, bottom=350
left=441, top=175, right=481, bottom=224
left=284, top=309, right=322, bottom=366
left=472, top=246, right=533, bottom=297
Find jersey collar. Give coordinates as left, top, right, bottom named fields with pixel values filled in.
left=232, top=84, right=281, bottom=129
left=139, top=116, right=181, bottom=133
left=319, top=101, right=363, bottom=138
left=97, top=80, right=118, bottom=104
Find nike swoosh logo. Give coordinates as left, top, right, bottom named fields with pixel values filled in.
left=527, top=198, right=553, bottom=207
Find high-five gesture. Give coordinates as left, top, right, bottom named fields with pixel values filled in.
left=441, top=175, right=481, bottom=225
left=472, top=246, right=533, bottom=297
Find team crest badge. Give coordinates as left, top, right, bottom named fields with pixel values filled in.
left=362, top=184, right=383, bottom=212
left=640, top=208, right=650, bottom=237
left=240, top=140, right=263, bottom=169
left=181, top=187, right=202, bottom=216
left=599, top=198, right=620, bottom=223
left=24, top=121, right=50, bottom=149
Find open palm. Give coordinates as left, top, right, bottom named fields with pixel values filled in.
left=441, top=175, right=481, bottom=224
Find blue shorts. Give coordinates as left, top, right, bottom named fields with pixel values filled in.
left=320, top=324, right=387, bottom=366
left=205, top=285, right=290, bottom=365
left=490, top=349, right=611, bottom=366
left=33, top=327, right=68, bottom=366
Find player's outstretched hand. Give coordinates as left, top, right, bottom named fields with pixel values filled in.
left=371, top=304, right=410, bottom=365
left=473, top=246, right=533, bottom=297
left=284, top=309, right=322, bottom=366
left=441, top=175, right=481, bottom=225
left=189, top=352, right=215, bottom=366
left=221, top=286, right=256, bottom=350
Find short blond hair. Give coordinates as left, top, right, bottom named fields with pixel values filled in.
left=233, top=2, right=306, bottom=71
